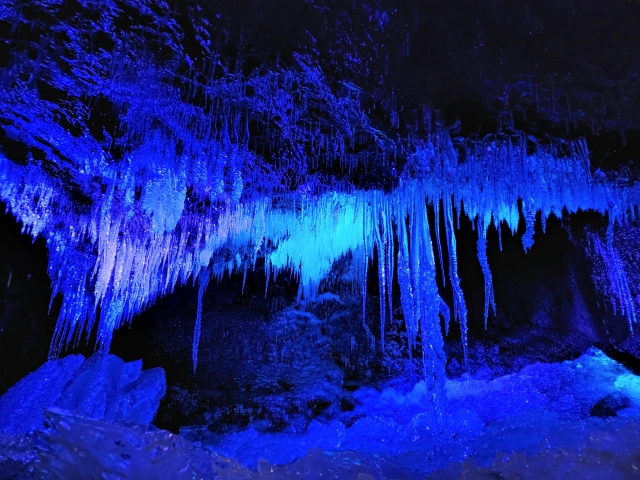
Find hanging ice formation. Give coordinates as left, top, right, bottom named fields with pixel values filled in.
left=193, top=269, right=211, bottom=374
left=3, top=127, right=640, bottom=379
left=586, top=232, right=637, bottom=333
left=1, top=0, right=640, bottom=405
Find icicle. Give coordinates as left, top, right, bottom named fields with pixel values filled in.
left=444, top=198, right=468, bottom=361
left=434, top=200, right=447, bottom=286
left=265, top=261, right=270, bottom=298
left=438, top=297, right=451, bottom=325
left=587, top=232, right=636, bottom=333
left=477, top=217, right=496, bottom=329
left=361, top=195, right=375, bottom=349
left=386, top=208, right=394, bottom=327
left=374, top=194, right=388, bottom=354
left=412, top=190, right=447, bottom=424
left=397, top=213, right=417, bottom=356
left=1, top=34, right=639, bottom=381
left=193, top=269, right=210, bottom=374
left=242, top=262, right=248, bottom=294
left=521, top=200, right=536, bottom=252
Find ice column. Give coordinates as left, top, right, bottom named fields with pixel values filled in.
left=397, top=182, right=448, bottom=420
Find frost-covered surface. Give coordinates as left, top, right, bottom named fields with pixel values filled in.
left=428, top=417, right=640, bottom=479
left=181, top=348, right=640, bottom=475
left=0, top=409, right=256, bottom=480
left=2, top=414, right=639, bottom=479
left=0, top=353, right=165, bottom=435
left=1, top=349, right=640, bottom=478
left=0, top=355, right=85, bottom=435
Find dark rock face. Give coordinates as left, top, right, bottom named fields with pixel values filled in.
left=103, top=266, right=348, bottom=433
left=0, top=208, right=56, bottom=396
left=590, top=392, right=631, bottom=418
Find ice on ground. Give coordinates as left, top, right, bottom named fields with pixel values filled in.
left=2, top=402, right=640, bottom=478
left=54, top=354, right=166, bottom=425
left=429, top=417, right=640, bottom=479
left=0, top=354, right=85, bottom=435
left=1, top=349, right=640, bottom=478
left=181, top=348, right=640, bottom=475
left=37, top=409, right=253, bottom=480
left=0, top=353, right=165, bottom=435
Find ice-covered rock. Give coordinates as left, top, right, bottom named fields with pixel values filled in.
left=0, top=354, right=85, bottom=435
left=0, top=354, right=165, bottom=435
left=2, top=350, right=640, bottom=479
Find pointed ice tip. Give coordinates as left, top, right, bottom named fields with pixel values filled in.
left=521, top=233, right=534, bottom=253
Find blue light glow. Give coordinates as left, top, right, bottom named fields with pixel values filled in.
left=1, top=0, right=640, bottom=439
left=181, top=348, right=640, bottom=474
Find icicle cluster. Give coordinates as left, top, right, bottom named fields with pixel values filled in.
left=2, top=0, right=640, bottom=406
left=586, top=232, right=637, bottom=332
left=3, top=125, right=640, bottom=396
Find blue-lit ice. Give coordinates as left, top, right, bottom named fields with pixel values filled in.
left=0, top=353, right=165, bottom=435
left=180, top=348, right=640, bottom=475
left=1, top=1, right=639, bottom=372
left=1, top=0, right=640, bottom=432
left=3, top=128, right=639, bottom=406
left=3, top=130, right=638, bottom=365
left=0, top=350, right=639, bottom=478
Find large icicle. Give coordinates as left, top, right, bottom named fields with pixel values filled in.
left=477, top=216, right=496, bottom=329
left=407, top=184, right=448, bottom=420
left=373, top=192, right=388, bottom=353
left=397, top=209, right=417, bottom=358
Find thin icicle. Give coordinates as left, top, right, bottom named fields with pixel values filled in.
left=192, top=269, right=211, bottom=374
left=362, top=197, right=375, bottom=350
left=444, top=197, right=469, bottom=360
left=373, top=193, right=388, bottom=354
left=434, top=200, right=447, bottom=286
left=242, top=262, right=248, bottom=294
left=397, top=214, right=416, bottom=357
left=385, top=208, right=394, bottom=329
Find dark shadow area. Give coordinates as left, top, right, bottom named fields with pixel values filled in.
left=0, top=206, right=58, bottom=395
